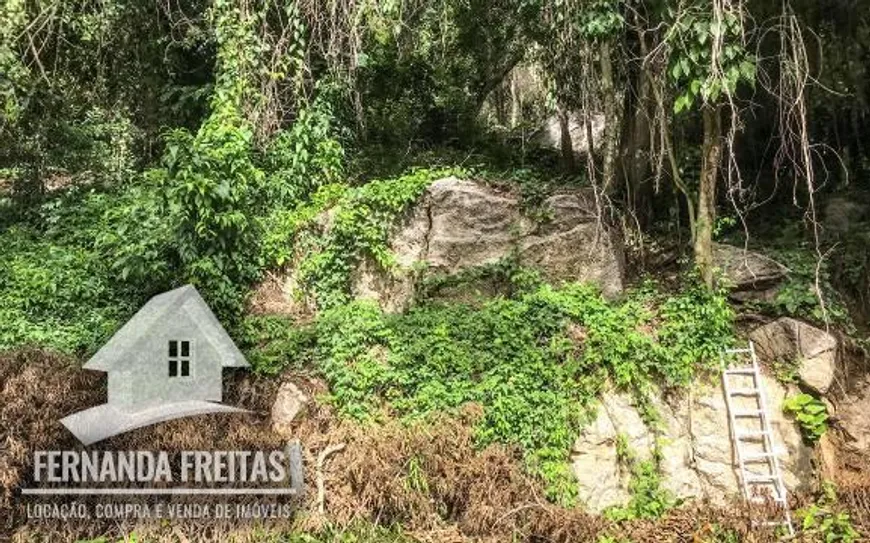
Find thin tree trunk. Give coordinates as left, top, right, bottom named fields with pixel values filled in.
left=493, top=84, right=507, bottom=126
left=628, top=23, right=658, bottom=227
left=509, top=71, right=521, bottom=128
left=599, top=39, right=620, bottom=194
left=622, top=34, right=653, bottom=227
left=695, top=105, right=722, bottom=288
left=558, top=104, right=576, bottom=173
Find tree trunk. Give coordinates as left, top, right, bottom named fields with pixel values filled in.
left=626, top=22, right=660, bottom=227
left=695, top=105, right=722, bottom=288
left=621, top=36, right=654, bottom=227
left=599, top=39, right=620, bottom=194
left=509, top=71, right=521, bottom=128
left=558, top=104, right=576, bottom=173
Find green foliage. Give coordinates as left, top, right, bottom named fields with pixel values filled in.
left=597, top=537, right=633, bottom=543
left=1, top=0, right=212, bottom=211
left=297, top=168, right=463, bottom=309
left=799, top=509, right=860, bottom=543
left=264, top=94, right=345, bottom=205
left=797, top=482, right=860, bottom=543
left=350, top=0, right=528, bottom=146
left=656, top=280, right=735, bottom=384
left=606, top=436, right=676, bottom=521
left=713, top=216, right=737, bottom=240
left=279, top=522, right=414, bottom=543
left=240, top=315, right=316, bottom=375
left=314, top=301, right=396, bottom=421
left=766, top=247, right=854, bottom=331
left=697, top=525, right=741, bottom=543
left=0, top=0, right=28, bottom=124
left=1, top=101, right=142, bottom=217
left=147, top=0, right=345, bottom=321
left=783, top=393, right=829, bottom=442
left=157, top=105, right=265, bottom=320
left=151, top=0, right=264, bottom=320
left=667, top=3, right=756, bottom=113
left=254, top=279, right=734, bottom=502
left=0, top=180, right=171, bottom=353
left=578, top=0, right=624, bottom=40
left=0, top=226, right=130, bottom=352
left=259, top=182, right=349, bottom=268
left=416, top=255, right=526, bottom=302
left=772, top=356, right=800, bottom=384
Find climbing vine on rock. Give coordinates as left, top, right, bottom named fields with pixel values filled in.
left=605, top=434, right=676, bottom=521
left=783, top=393, right=829, bottom=442
left=297, top=168, right=463, bottom=309
left=248, top=277, right=734, bottom=503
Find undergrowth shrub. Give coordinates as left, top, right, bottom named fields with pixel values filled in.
left=797, top=482, right=860, bottom=543
left=0, top=227, right=132, bottom=352
left=765, top=247, right=854, bottom=331
left=783, top=392, right=829, bottom=442
left=240, top=314, right=316, bottom=375
left=0, top=181, right=171, bottom=353
left=605, top=434, right=675, bottom=521
left=157, top=104, right=265, bottom=320
left=150, top=0, right=345, bottom=322
left=248, top=277, right=734, bottom=503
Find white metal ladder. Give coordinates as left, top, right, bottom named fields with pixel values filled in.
left=722, top=341, right=794, bottom=537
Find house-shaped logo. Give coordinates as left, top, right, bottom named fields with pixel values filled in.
left=61, top=285, right=249, bottom=445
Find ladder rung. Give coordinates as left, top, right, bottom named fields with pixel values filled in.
left=725, top=348, right=753, bottom=354
left=725, top=368, right=756, bottom=375
left=729, top=388, right=760, bottom=395
left=745, top=474, right=779, bottom=484
left=741, top=451, right=778, bottom=461
left=749, top=496, right=787, bottom=505
left=749, top=496, right=785, bottom=505
left=733, top=409, right=765, bottom=417
left=736, top=430, right=770, bottom=439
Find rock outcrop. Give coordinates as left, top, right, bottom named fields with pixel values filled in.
left=837, top=375, right=870, bottom=454
left=271, top=381, right=309, bottom=438
left=713, top=243, right=788, bottom=301
left=533, top=112, right=606, bottom=157
left=258, top=177, right=626, bottom=315
left=356, top=178, right=624, bottom=311
left=354, top=178, right=624, bottom=311
left=571, top=377, right=814, bottom=513
left=750, top=317, right=837, bottom=394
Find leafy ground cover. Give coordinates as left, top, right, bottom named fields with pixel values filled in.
left=244, top=275, right=734, bottom=503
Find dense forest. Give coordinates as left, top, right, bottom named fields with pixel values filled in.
left=1, top=1, right=870, bottom=541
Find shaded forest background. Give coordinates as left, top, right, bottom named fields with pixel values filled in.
left=2, top=0, right=868, bottom=329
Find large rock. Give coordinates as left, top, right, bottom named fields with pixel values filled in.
left=713, top=243, right=788, bottom=300
left=357, top=178, right=624, bottom=310
left=571, top=377, right=814, bottom=513
left=271, top=381, right=309, bottom=438
left=257, top=177, right=626, bottom=315
left=533, top=112, right=606, bottom=157
left=750, top=317, right=837, bottom=394
left=837, top=375, right=870, bottom=454
left=519, top=192, right=624, bottom=296
left=425, top=179, right=521, bottom=273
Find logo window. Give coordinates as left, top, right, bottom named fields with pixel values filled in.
left=168, top=340, right=191, bottom=377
